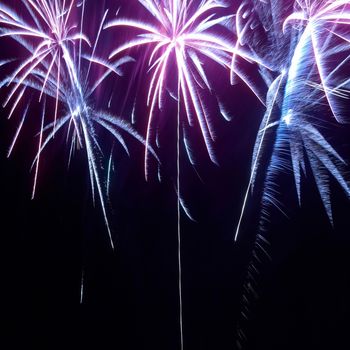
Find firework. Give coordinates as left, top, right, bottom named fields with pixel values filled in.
left=104, top=0, right=270, bottom=178
left=104, top=2, right=257, bottom=348
left=283, top=0, right=350, bottom=123
left=0, top=0, right=155, bottom=250
left=235, top=1, right=350, bottom=347
left=0, top=0, right=90, bottom=127
left=235, top=0, right=350, bottom=241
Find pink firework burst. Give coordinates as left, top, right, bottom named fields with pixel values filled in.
left=105, top=0, right=267, bottom=178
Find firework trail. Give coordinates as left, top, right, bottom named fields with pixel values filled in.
left=234, top=1, right=350, bottom=347
left=104, top=1, right=267, bottom=348
left=0, top=0, right=155, bottom=250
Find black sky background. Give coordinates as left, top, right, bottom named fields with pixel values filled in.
left=1, top=1, right=350, bottom=349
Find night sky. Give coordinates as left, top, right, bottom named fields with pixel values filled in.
left=1, top=1, right=350, bottom=349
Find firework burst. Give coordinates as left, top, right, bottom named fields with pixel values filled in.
left=104, top=2, right=262, bottom=348
left=0, top=0, right=156, bottom=250
left=234, top=1, right=350, bottom=347
left=235, top=0, right=350, bottom=241
left=105, top=0, right=270, bottom=178
left=0, top=0, right=92, bottom=126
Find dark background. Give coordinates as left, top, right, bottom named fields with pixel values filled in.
left=1, top=1, right=350, bottom=349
